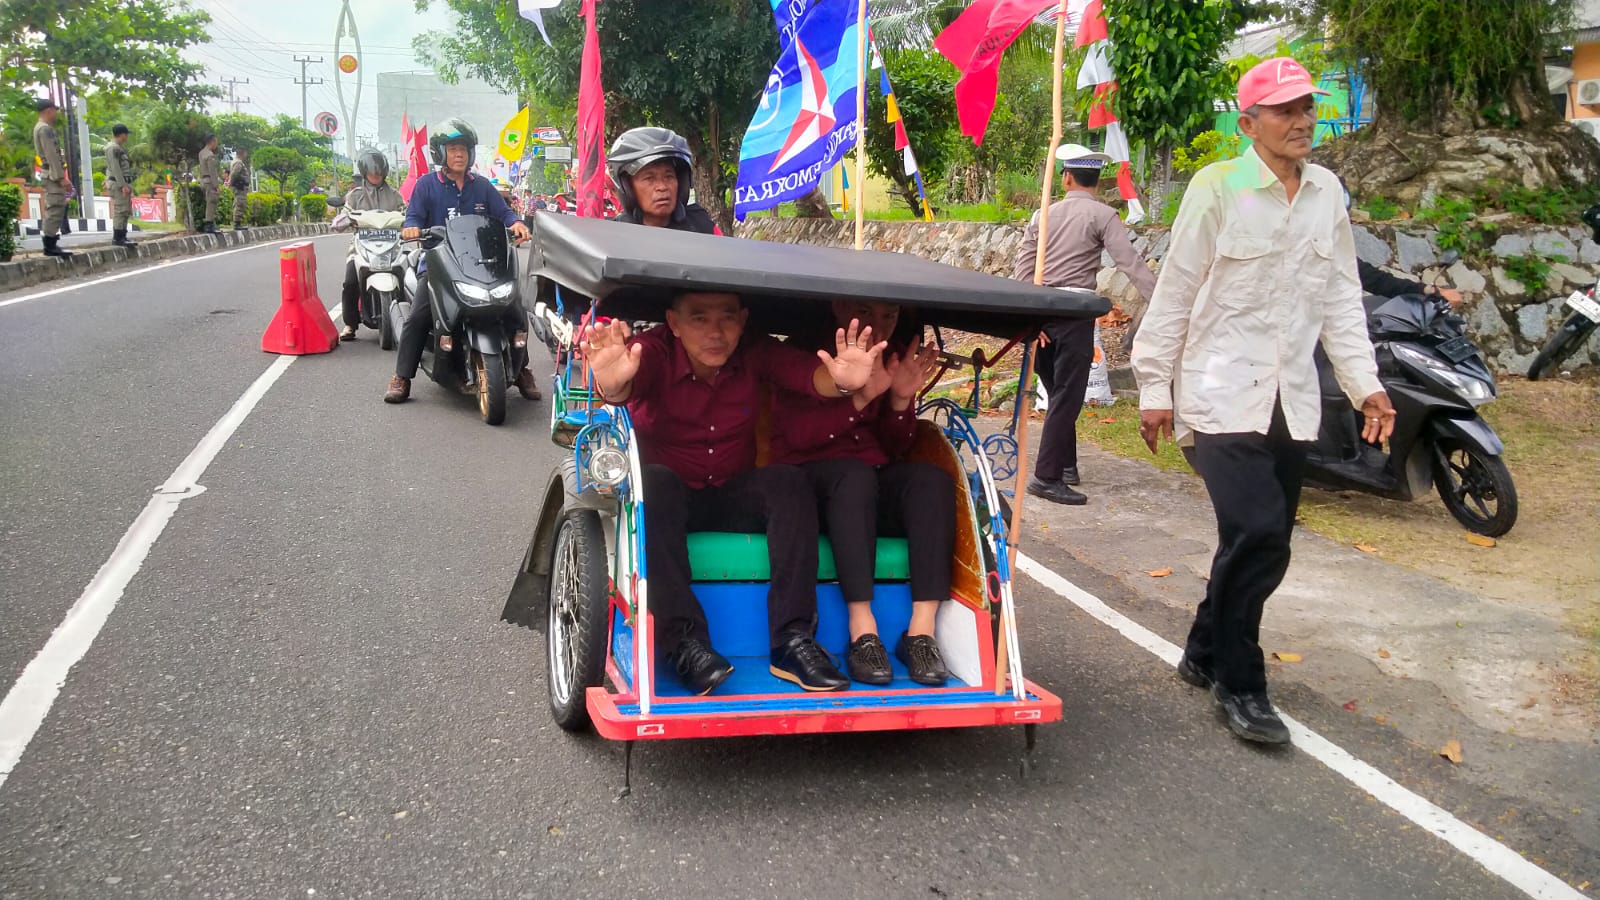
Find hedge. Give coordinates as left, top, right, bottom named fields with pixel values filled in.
left=300, top=193, right=328, bottom=222
left=247, top=192, right=288, bottom=227
left=0, top=183, right=21, bottom=261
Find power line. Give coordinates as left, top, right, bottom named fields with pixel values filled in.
left=221, top=76, right=251, bottom=113
left=293, top=55, right=325, bottom=128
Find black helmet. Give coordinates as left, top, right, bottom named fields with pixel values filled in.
left=607, top=126, right=693, bottom=217
left=429, top=118, right=478, bottom=168
left=356, top=147, right=389, bottom=181
left=1583, top=202, right=1600, bottom=243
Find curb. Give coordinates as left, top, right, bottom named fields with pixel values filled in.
left=0, top=224, right=332, bottom=294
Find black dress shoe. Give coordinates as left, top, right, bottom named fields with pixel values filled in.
left=1061, top=465, right=1081, bottom=486
left=1212, top=684, right=1291, bottom=745
left=1176, top=654, right=1213, bottom=689
left=846, top=634, right=893, bottom=686
left=769, top=631, right=848, bottom=692
left=1025, top=476, right=1087, bottom=506
left=896, top=633, right=949, bottom=686
left=666, top=638, right=733, bottom=696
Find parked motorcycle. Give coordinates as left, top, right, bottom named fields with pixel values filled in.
left=409, top=215, right=530, bottom=426
left=1527, top=202, right=1600, bottom=381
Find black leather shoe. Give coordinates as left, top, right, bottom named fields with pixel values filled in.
left=1212, top=684, right=1291, bottom=745
left=1061, top=465, right=1081, bottom=486
left=896, top=633, right=949, bottom=686
left=1025, top=476, right=1087, bottom=506
left=846, top=634, right=892, bottom=686
left=770, top=631, right=848, bottom=692
left=666, top=638, right=733, bottom=696
left=1176, top=654, right=1213, bottom=689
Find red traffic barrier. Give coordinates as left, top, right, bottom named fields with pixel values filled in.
left=261, top=242, right=339, bottom=355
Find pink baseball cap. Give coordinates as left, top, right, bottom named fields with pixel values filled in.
left=1237, top=56, right=1329, bottom=111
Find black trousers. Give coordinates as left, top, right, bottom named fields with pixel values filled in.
left=643, top=464, right=819, bottom=654
left=1034, top=318, right=1096, bottom=478
left=342, top=259, right=361, bottom=329
left=1184, top=403, right=1309, bottom=693
left=800, top=458, right=956, bottom=606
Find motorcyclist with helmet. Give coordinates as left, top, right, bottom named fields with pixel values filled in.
left=606, top=126, right=719, bottom=234
left=385, top=118, right=540, bottom=405
left=333, top=148, right=406, bottom=342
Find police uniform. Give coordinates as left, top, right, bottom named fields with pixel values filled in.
left=105, top=129, right=135, bottom=247
left=32, top=99, right=71, bottom=255
left=197, top=143, right=220, bottom=231
left=228, top=155, right=250, bottom=229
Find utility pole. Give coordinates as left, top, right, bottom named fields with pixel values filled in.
left=221, top=76, right=251, bottom=113
left=293, top=55, right=324, bottom=127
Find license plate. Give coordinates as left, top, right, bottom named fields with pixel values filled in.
left=1436, top=335, right=1477, bottom=363
left=360, top=228, right=400, bottom=242
left=1565, top=291, right=1600, bottom=324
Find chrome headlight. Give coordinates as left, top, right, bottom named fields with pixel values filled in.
left=588, top=446, right=629, bottom=487
left=1392, top=344, right=1496, bottom=405
left=370, top=248, right=399, bottom=269
left=456, top=281, right=491, bottom=305
left=489, top=281, right=516, bottom=300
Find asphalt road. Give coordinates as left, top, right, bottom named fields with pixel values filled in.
left=0, top=238, right=1584, bottom=898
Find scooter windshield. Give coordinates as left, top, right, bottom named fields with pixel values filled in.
left=442, top=215, right=511, bottom=283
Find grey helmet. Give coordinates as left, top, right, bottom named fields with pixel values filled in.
left=428, top=118, right=478, bottom=168
left=356, top=147, right=390, bottom=181
left=607, top=126, right=693, bottom=216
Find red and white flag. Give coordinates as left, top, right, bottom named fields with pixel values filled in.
left=1073, top=0, right=1142, bottom=223
left=934, top=0, right=1058, bottom=145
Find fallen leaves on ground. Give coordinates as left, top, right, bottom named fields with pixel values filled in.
left=1439, top=740, right=1464, bottom=764
left=1465, top=533, right=1498, bottom=548
left=1272, top=652, right=1303, bottom=663
left=1144, top=567, right=1173, bottom=578
left=1343, top=700, right=1358, bottom=711
left=1377, top=648, right=1391, bottom=659
left=1354, top=543, right=1379, bottom=554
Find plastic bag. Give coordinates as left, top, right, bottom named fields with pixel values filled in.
left=1084, top=323, right=1115, bottom=407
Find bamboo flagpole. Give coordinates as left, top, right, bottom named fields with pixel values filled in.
left=993, top=0, right=1070, bottom=697
left=854, top=0, right=868, bottom=250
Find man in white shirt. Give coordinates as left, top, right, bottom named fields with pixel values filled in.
left=1131, top=57, right=1396, bottom=745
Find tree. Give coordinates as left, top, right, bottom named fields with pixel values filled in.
left=0, top=0, right=216, bottom=105
left=414, top=0, right=780, bottom=230
left=253, top=146, right=307, bottom=203
left=144, top=105, right=212, bottom=229
left=213, top=112, right=273, bottom=155
left=1301, top=0, right=1600, bottom=204
left=863, top=49, right=964, bottom=215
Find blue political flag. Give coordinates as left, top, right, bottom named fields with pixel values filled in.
left=769, top=0, right=815, bottom=48
left=736, top=0, right=862, bottom=221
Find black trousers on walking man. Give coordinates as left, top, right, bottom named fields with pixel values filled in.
left=1034, top=317, right=1096, bottom=480
left=1184, top=402, right=1309, bottom=693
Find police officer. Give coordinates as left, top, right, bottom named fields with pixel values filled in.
left=197, top=134, right=220, bottom=233
left=104, top=123, right=136, bottom=249
left=334, top=148, right=405, bottom=341
left=228, top=148, right=251, bottom=231
left=33, top=98, right=73, bottom=258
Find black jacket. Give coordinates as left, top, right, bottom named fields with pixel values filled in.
left=610, top=202, right=718, bottom=234
left=1357, top=259, right=1426, bottom=298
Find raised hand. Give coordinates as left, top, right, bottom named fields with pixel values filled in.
left=582, top=318, right=641, bottom=399
left=859, top=355, right=893, bottom=408
left=816, top=318, right=888, bottom=393
left=888, top=339, right=939, bottom=406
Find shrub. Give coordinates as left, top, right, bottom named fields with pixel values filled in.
left=299, top=192, right=328, bottom=222
left=218, top=186, right=234, bottom=220
left=1172, top=131, right=1244, bottom=175
left=246, top=192, right=286, bottom=227
left=0, top=183, right=22, bottom=261
left=1416, top=195, right=1496, bottom=256
left=1502, top=252, right=1566, bottom=294
left=1358, top=196, right=1402, bottom=221
left=172, top=183, right=206, bottom=230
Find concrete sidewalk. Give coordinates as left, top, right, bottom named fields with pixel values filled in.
left=0, top=223, right=330, bottom=292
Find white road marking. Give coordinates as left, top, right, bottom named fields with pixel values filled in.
left=1016, top=554, right=1584, bottom=900
left=0, top=237, right=331, bottom=309
left=0, top=302, right=342, bottom=789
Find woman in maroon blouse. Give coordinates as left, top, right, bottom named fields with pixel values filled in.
left=774, top=300, right=953, bottom=686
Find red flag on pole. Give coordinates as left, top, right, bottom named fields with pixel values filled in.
left=575, top=0, right=608, bottom=218
left=400, top=125, right=428, bottom=202
left=934, top=0, right=1058, bottom=145
left=1087, top=81, right=1117, bottom=128
left=1074, top=0, right=1107, bottom=48
left=401, top=112, right=413, bottom=145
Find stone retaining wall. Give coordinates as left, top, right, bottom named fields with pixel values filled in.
left=736, top=217, right=1600, bottom=375
left=0, top=223, right=332, bottom=294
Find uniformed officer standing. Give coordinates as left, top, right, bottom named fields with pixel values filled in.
left=32, top=98, right=74, bottom=258
left=104, top=123, right=136, bottom=249
left=228, top=148, right=251, bottom=231
left=197, top=134, right=220, bottom=233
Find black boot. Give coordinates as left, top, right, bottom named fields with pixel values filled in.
left=113, top=229, right=135, bottom=249
left=42, top=235, right=74, bottom=258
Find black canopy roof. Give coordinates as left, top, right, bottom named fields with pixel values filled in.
left=526, top=213, right=1109, bottom=339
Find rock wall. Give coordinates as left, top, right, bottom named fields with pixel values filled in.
left=736, top=217, right=1600, bottom=375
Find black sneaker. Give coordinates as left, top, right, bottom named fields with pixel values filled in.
left=769, top=631, right=848, bottom=692
left=846, top=634, right=892, bottom=686
left=1025, top=476, right=1087, bottom=506
left=1176, top=654, right=1213, bottom=689
left=1212, top=684, right=1291, bottom=745
left=895, top=633, right=949, bottom=686
left=666, top=638, right=733, bottom=696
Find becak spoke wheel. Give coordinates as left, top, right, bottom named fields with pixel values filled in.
left=547, top=509, right=611, bottom=731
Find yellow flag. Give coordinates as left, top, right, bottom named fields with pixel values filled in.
left=497, top=105, right=531, bottom=164
left=886, top=95, right=900, bottom=123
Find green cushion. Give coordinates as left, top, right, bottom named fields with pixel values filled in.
left=686, top=532, right=910, bottom=582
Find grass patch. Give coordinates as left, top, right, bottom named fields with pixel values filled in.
left=1075, top=400, right=1191, bottom=474
left=133, top=220, right=186, bottom=233
left=866, top=202, right=1030, bottom=224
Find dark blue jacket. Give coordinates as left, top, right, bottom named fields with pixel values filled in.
left=405, top=170, right=519, bottom=230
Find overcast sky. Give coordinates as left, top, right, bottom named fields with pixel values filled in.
left=183, top=0, right=461, bottom=142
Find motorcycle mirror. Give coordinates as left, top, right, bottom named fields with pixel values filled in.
left=327, top=197, right=345, bottom=209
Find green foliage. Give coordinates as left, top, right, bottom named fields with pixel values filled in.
left=867, top=201, right=1027, bottom=223
left=1416, top=195, right=1496, bottom=255
left=172, top=182, right=204, bottom=229
left=247, top=192, right=286, bottom=227
left=1501, top=253, right=1567, bottom=294
left=0, top=182, right=21, bottom=260
left=212, top=113, right=272, bottom=155
left=1304, top=0, right=1575, bottom=127
left=1160, top=180, right=1188, bottom=225
left=1487, top=182, right=1600, bottom=225
left=133, top=171, right=158, bottom=196
left=1103, top=0, right=1247, bottom=152
left=1359, top=195, right=1402, bottom=221
left=864, top=49, right=963, bottom=216
left=0, top=0, right=217, bottom=105
left=1171, top=131, right=1244, bottom=175
left=300, top=193, right=329, bottom=222
left=146, top=106, right=212, bottom=170
left=252, top=146, right=306, bottom=198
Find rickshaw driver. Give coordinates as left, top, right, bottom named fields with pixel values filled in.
left=584, top=292, right=889, bottom=695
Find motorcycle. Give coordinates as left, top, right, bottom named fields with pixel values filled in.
left=1304, top=289, right=1517, bottom=537
left=409, top=214, right=530, bottom=426
left=351, top=209, right=407, bottom=350
left=1527, top=202, right=1600, bottom=381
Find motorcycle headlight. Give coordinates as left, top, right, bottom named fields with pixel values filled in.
left=372, top=248, right=399, bottom=268
left=1392, top=344, right=1496, bottom=405
left=456, top=281, right=491, bottom=305
left=489, top=281, right=515, bottom=300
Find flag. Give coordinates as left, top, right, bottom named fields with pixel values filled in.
left=1087, top=82, right=1117, bottom=129
left=401, top=112, right=413, bottom=145
left=574, top=0, right=607, bottom=218
left=518, top=0, right=563, bottom=46
left=734, top=0, right=863, bottom=220
left=769, top=0, right=816, bottom=48
left=934, top=0, right=1057, bottom=145
left=400, top=125, right=428, bottom=202
left=1073, top=0, right=1106, bottom=47
left=498, top=105, right=531, bottom=165
left=1074, top=0, right=1143, bottom=223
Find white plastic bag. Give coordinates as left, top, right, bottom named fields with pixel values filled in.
left=1084, top=323, right=1115, bottom=407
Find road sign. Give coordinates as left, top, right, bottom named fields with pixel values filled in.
left=314, top=111, right=339, bottom=136
left=544, top=146, right=573, bottom=162
left=338, top=54, right=358, bottom=74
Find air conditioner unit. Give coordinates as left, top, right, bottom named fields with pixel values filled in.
left=1574, top=117, right=1600, bottom=143
left=1577, top=78, right=1600, bottom=106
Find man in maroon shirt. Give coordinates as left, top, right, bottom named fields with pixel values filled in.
left=584, top=291, right=887, bottom=694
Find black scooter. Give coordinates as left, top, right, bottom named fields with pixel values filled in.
left=1305, top=290, right=1517, bottom=537
left=406, top=215, right=530, bottom=426
left=1527, top=202, right=1600, bottom=381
